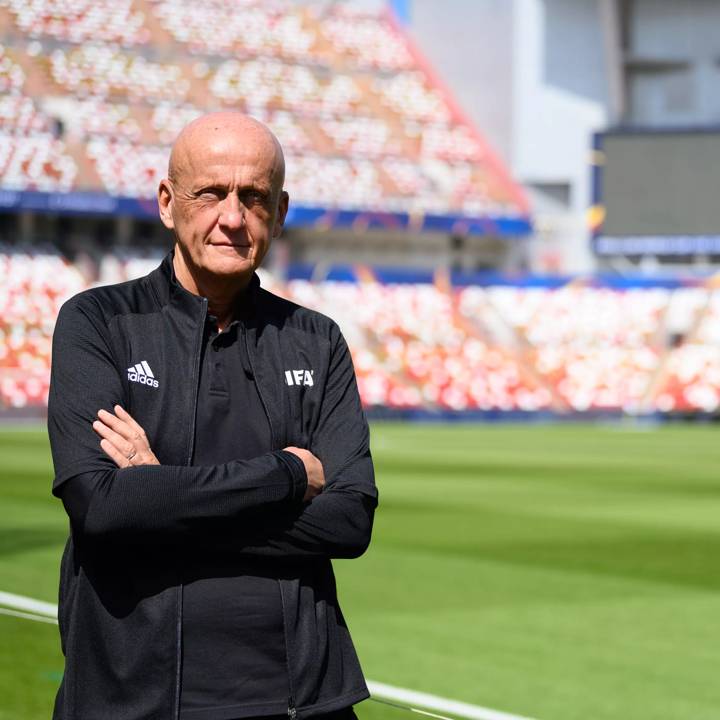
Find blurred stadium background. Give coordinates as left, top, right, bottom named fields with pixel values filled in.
left=1, top=1, right=720, bottom=719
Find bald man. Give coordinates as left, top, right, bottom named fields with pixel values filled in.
left=48, top=113, right=377, bottom=720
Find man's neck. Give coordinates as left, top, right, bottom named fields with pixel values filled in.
left=173, top=248, right=249, bottom=331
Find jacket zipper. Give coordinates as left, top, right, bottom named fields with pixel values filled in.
left=278, top=580, right=297, bottom=720
left=243, top=323, right=276, bottom=447
left=244, top=325, right=298, bottom=718
left=174, top=297, right=208, bottom=720
left=186, top=297, right=208, bottom=464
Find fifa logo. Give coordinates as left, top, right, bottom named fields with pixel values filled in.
left=285, top=369, right=314, bottom=387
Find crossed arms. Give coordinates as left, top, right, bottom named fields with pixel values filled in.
left=49, top=297, right=377, bottom=559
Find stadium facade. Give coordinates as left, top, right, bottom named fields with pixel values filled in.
left=408, top=0, right=720, bottom=273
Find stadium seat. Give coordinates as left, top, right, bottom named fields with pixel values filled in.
left=86, top=138, right=168, bottom=198
left=48, top=46, right=190, bottom=103
left=1, top=0, right=149, bottom=46
left=149, top=0, right=317, bottom=59
left=0, top=246, right=85, bottom=409
left=0, top=133, right=77, bottom=192
left=0, top=45, right=26, bottom=94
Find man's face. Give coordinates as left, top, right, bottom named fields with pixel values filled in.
left=160, top=128, right=288, bottom=285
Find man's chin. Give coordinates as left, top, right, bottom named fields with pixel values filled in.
left=204, top=253, right=256, bottom=279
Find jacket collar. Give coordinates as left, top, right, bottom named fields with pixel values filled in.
left=148, top=250, right=261, bottom=318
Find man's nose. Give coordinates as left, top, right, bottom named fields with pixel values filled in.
left=218, top=193, right=246, bottom=231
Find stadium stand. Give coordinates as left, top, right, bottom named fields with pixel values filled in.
left=284, top=154, right=383, bottom=210
left=0, top=132, right=77, bottom=192
left=46, top=46, right=191, bottom=102
left=373, top=72, right=451, bottom=123
left=481, top=284, right=668, bottom=412
left=2, top=247, right=718, bottom=415
left=0, top=94, right=48, bottom=135
left=0, top=42, right=78, bottom=191
left=0, top=44, right=25, bottom=94
left=0, top=0, right=526, bottom=217
left=0, top=246, right=85, bottom=409
left=651, top=287, right=720, bottom=412
left=151, top=0, right=317, bottom=59
left=150, top=103, right=204, bottom=145
left=0, top=0, right=149, bottom=46
left=86, top=138, right=168, bottom=198
left=320, top=3, right=414, bottom=70
left=208, top=59, right=363, bottom=115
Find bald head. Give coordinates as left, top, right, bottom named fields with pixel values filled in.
left=168, top=112, right=285, bottom=193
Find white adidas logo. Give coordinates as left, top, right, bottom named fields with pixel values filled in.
left=285, top=369, right=314, bottom=387
left=128, top=360, right=159, bottom=388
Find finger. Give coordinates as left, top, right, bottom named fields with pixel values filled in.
left=93, top=420, right=135, bottom=457
left=100, top=438, right=131, bottom=468
left=97, top=408, right=137, bottom=442
left=98, top=408, right=148, bottom=446
left=114, top=405, right=148, bottom=442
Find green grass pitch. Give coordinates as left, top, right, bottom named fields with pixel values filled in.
left=1, top=422, right=719, bottom=720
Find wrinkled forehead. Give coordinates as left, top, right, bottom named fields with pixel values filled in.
left=171, top=123, right=284, bottom=190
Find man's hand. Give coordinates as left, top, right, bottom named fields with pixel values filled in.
left=93, top=405, right=160, bottom=468
left=283, top=447, right=325, bottom=501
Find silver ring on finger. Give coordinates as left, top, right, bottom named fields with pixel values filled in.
left=127, top=449, right=137, bottom=462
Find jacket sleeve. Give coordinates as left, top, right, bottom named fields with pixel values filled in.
left=236, top=323, right=378, bottom=560
left=49, top=297, right=307, bottom=544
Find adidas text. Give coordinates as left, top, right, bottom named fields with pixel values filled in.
left=128, top=361, right=159, bottom=389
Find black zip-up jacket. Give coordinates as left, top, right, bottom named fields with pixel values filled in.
left=48, top=253, right=377, bottom=720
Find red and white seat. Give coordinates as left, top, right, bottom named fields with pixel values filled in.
left=0, top=132, right=77, bottom=191
left=0, top=44, right=25, bottom=94
left=86, top=138, right=168, bottom=198
left=1, top=0, right=149, bottom=46
left=0, top=246, right=85, bottom=409
left=49, top=46, right=189, bottom=102
left=149, top=0, right=316, bottom=59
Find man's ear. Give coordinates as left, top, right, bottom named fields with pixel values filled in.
left=158, top=179, right=175, bottom=230
left=273, top=190, right=289, bottom=239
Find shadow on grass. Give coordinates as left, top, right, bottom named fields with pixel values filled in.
left=375, top=456, right=720, bottom=497
left=378, top=499, right=720, bottom=592
left=0, top=527, right=68, bottom=557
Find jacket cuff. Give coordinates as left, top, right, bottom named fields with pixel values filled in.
left=276, top=451, right=308, bottom=504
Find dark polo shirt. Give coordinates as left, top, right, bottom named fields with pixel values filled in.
left=179, top=310, right=289, bottom=720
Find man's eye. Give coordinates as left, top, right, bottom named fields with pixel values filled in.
left=241, top=190, right=266, bottom=205
left=199, top=188, right=224, bottom=199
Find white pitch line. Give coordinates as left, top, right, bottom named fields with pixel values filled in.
left=0, top=591, right=58, bottom=618
left=0, top=591, right=537, bottom=720
left=367, top=681, right=537, bottom=720
left=0, top=607, right=58, bottom=625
